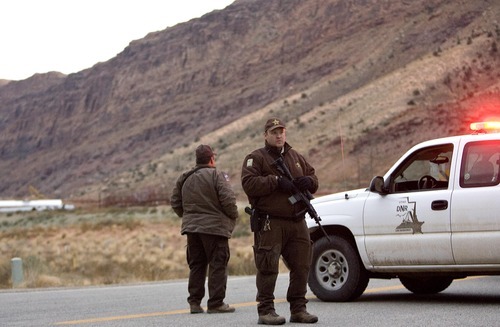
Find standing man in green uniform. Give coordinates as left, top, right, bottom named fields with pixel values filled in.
left=241, top=118, right=319, bottom=325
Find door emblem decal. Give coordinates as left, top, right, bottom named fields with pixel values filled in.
left=395, top=197, right=424, bottom=234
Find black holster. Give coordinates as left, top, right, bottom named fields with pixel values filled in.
left=246, top=207, right=261, bottom=232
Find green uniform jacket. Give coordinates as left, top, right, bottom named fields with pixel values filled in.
left=171, top=164, right=238, bottom=238
left=241, top=142, right=318, bottom=218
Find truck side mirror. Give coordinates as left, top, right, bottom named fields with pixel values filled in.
left=369, top=176, right=388, bottom=195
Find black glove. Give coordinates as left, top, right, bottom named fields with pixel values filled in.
left=294, top=176, right=313, bottom=192
left=278, top=176, right=295, bottom=193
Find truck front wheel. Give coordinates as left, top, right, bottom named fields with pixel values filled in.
left=308, top=235, right=369, bottom=302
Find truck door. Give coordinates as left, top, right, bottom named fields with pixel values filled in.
left=363, top=144, right=455, bottom=267
left=452, top=140, right=500, bottom=264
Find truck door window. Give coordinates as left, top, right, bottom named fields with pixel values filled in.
left=391, top=144, right=453, bottom=193
left=460, top=141, right=500, bottom=187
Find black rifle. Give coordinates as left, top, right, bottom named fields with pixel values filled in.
left=273, top=156, right=331, bottom=242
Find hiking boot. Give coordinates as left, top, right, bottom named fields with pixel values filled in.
left=258, top=312, right=286, bottom=325
left=207, top=303, right=235, bottom=313
left=189, top=304, right=204, bottom=314
left=290, top=311, right=318, bottom=323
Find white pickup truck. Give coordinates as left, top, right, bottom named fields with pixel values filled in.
left=306, top=122, right=500, bottom=301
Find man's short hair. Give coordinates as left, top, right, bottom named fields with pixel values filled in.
left=196, top=144, right=215, bottom=164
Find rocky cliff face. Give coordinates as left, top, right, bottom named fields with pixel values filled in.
left=0, top=0, right=499, bottom=200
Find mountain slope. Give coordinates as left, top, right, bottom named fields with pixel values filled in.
left=0, top=0, right=499, bottom=203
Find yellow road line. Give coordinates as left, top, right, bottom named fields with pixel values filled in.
left=53, top=289, right=391, bottom=325
left=54, top=303, right=260, bottom=325
left=54, top=277, right=481, bottom=325
left=363, top=284, right=405, bottom=293
left=55, top=310, right=187, bottom=325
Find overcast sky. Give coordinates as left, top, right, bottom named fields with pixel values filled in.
left=0, top=0, right=234, bottom=81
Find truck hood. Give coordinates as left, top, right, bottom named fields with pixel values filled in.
left=306, top=187, right=369, bottom=229
left=311, top=188, right=368, bottom=205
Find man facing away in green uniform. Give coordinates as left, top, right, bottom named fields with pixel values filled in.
left=171, top=144, right=239, bottom=314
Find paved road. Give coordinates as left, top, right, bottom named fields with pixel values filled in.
left=1, top=274, right=499, bottom=326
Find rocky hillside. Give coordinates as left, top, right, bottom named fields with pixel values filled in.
left=0, top=0, right=499, bottom=205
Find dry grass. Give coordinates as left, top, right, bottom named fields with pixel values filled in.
left=0, top=205, right=259, bottom=289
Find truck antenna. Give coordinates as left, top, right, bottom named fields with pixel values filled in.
left=338, top=116, right=347, bottom=190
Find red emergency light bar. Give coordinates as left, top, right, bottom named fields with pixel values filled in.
left=470, top=121, right=500, bottom=133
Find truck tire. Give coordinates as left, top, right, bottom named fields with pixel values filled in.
left=399, top=276, right=453, bottom=294
left=308, top=235, right=369, bottom=302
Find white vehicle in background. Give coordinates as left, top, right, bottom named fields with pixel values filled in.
left=307, top=122, right=500, bottom=301
left=0, top=199, right=74, bottom=213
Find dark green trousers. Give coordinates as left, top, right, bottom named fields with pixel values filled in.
left=253, top=218, right=312, bottom=315
left=186, top=233, right=230, bottom=309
